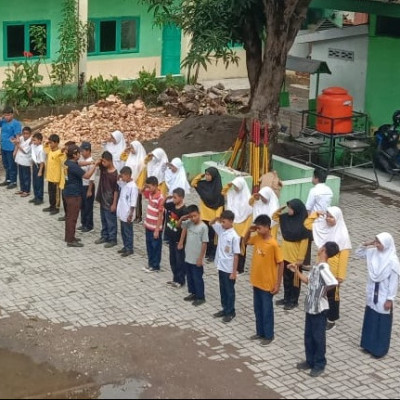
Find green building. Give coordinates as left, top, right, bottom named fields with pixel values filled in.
left=303, top=0, right=400, bottom=128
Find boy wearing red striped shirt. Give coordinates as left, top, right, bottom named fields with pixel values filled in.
left=143, top=176, right=165, bottom=272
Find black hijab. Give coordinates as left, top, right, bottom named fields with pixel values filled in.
left=195, top=167, right=225, bottom=209
left=280, top=199, right=310, bottom=242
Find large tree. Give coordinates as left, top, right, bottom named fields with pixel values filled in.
left=142, top=0, right=312, bottom=140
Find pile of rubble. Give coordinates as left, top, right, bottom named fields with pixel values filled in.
left=158, top=83, right=249, bottom=117
left=41, top=95, right=181, bottom=146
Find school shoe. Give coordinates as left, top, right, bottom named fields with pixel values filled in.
left=49, top=209, right=60, bottom=216
left=166, top=281, right=174, bottom=285
left=260, top=337, right=274, bottom=346
left=104, top=241, right=117, bottom=249
left=326, top=321, right=336, bottom=331
left=275, top=299, right=286, bottom=306
left=284, top=303, right=298, bottom=311
left=81, top=227, right=93, bottom=233
left=121, top=251, right=134, bottom=257
left=222, top=314, right=236, bottom=324
left=29, top=198, right=36, bottom=203
left=43, top=207, right=54, bottom=212
left=192, top=299, right=206, bottom=307
left=34, top=200, right=44, bottom=205
left=0, top=181, right=9, bottom=187
left=118, top=248, right=127, bottom=254
left=57, top=215, right=65, bottom=220
left=6, top=183, right=17, bottom=190
left=171, top=282, right=182, bottom=288
left=309, top=368, right=324, bottom=378
left=184, top=294, right=197, bottom=302
left=95, top=238, right=107, bottom=245
left=67, top=241, right=84, bottom=248
left=77, top=226, right=84, bottom=231
left=145, top=268, right=159, bottom=273
left=296, top=361, right=312, bottom=371
left=213, top=311, right=225, bottom=318
left=249, top=334, right=261, bottom=341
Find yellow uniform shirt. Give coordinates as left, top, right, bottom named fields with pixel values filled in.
left=248, top=234, right=283, bottom=292
left=44, top=145, right=64, bottom=184
left=192, top=174, right=223, bottom=222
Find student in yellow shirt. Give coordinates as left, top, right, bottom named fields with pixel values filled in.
left=192, top=167, right=224, bottom=262
left=43, top=134, right=65, bottom=215
left=273, top=199, right=311, bottom=310
left=244, top=215, right=284, bottom=346
left=305, top=206, right=352, bottom=330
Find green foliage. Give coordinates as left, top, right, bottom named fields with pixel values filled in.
left=141, top=0, right=262, bottom=83
left=86, top=76, right=127, bottom=100
left=51, top=0, right=89, bottom=88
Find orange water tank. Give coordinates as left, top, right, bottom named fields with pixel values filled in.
left=316, top=87, right=353, bottom=134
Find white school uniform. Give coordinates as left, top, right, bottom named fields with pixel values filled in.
left=306, top=183, right=333, bottom=213
left=15, top=137, right=32, bottom=166
left=117, top=180, right=139, bottom=222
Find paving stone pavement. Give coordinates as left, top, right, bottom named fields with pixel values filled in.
left=0, top=184, right=399, bottom=399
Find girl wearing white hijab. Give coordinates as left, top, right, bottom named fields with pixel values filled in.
left=249, top=186, right=280, bottom=239
left=145, top=148, right=168, bottom=196
left=305, top=206, right=352, bottom=329
left=104, top=130, right=126, bottom=172
left=124, top=140, right=147, bottom=222
left=356, top=233, right=399, bottom=357
left=225, top=177, right=253, bottom=273
left=165, top=157, right=190, bottom=196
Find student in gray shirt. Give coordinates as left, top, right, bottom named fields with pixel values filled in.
left=178, top=205, right=209, bottom=306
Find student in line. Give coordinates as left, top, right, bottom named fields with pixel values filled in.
left=273, top=199, right=310, bottom=310
left=13, top=126, right=32, bottom=197
left=179, top=205, right=209, bottom=306
left=117, top=166, right=139, bottom=257
left=146, top=148, right=169, bottom=197
left=165, top=157, right=190, bottom=196
left=104, top=130, right=126, bottom=173
left=143, top=176, right=165, bottom=273
left=192, top=167, right=224, bottom=262
left=244, top=215, right=284, bottom=347
left=210, top=210, right=241, bottom=323
left=305, top=206, right=351, bottom=330
left=30, top=132, right=46, bottom=205
left=356, top=233, right=399, bottom=358
left=289, top=241, right=339, bottom=378
left=225, top=177, right=253, bottom=274
left=249, top=186, right=280, bottom=239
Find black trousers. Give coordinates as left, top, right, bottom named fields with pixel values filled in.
left=327, top=287, right=340, bottom=322
left=48, top=182, right=60, bottom=209
left=283, top=260, right=301, bottom=306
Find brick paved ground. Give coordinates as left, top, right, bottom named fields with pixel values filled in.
left=0, top=182, right=399, bottom=398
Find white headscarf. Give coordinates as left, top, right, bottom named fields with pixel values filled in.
left=313, top=206, right=352, bottom=251
left=125, top=141, right=146, bottom=181
left=104, top=130, right=126, bottom=172
left=226, top=177, right=253, bottom=224
left=252, top=186, right=280, bottom=227
left=165, top=157, right=191, bottom=195
left=367, top=232, right=400, bottom=282
left=147, top=148, right=168, bottom=183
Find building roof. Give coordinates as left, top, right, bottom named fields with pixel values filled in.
left=286, top=56, right=331, bottom=75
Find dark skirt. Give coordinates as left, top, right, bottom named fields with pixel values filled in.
left=360, top=306, right=393, bottom=358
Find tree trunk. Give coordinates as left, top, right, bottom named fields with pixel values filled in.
left=242, top=14, right=263, bottom=102
left=250, top=0, right=311, bottom=137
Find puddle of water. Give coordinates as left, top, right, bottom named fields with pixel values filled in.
left=0, top=348, right=95, bottom=399
left=98, top=379, right=146, bottom=399
left=0, top=349, right=147, bottom=399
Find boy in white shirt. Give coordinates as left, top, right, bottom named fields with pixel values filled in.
left=117, top=166, right=139, bottom=257
left=210, top=210, right=241, bottom=323
left=288, top=241, right=339, bottom=378
left=30, top=132, right=46, bottom=205
left=305, top=169, right=333, bottom=215
left=12, top=126, right=32, bottom=197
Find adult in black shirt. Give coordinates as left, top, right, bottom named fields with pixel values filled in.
left=64, top=145, right=97, bottom=247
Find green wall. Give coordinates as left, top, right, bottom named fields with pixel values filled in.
left=0, top=0, right=64, bottom=67
left=365, top=18, right=400, bottom=128
left=0, top=0, right=162, bottom=67
left=89, top=0, right=162, bottom=59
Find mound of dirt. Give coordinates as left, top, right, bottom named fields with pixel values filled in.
left=143, top=115, right=243, bottom=158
